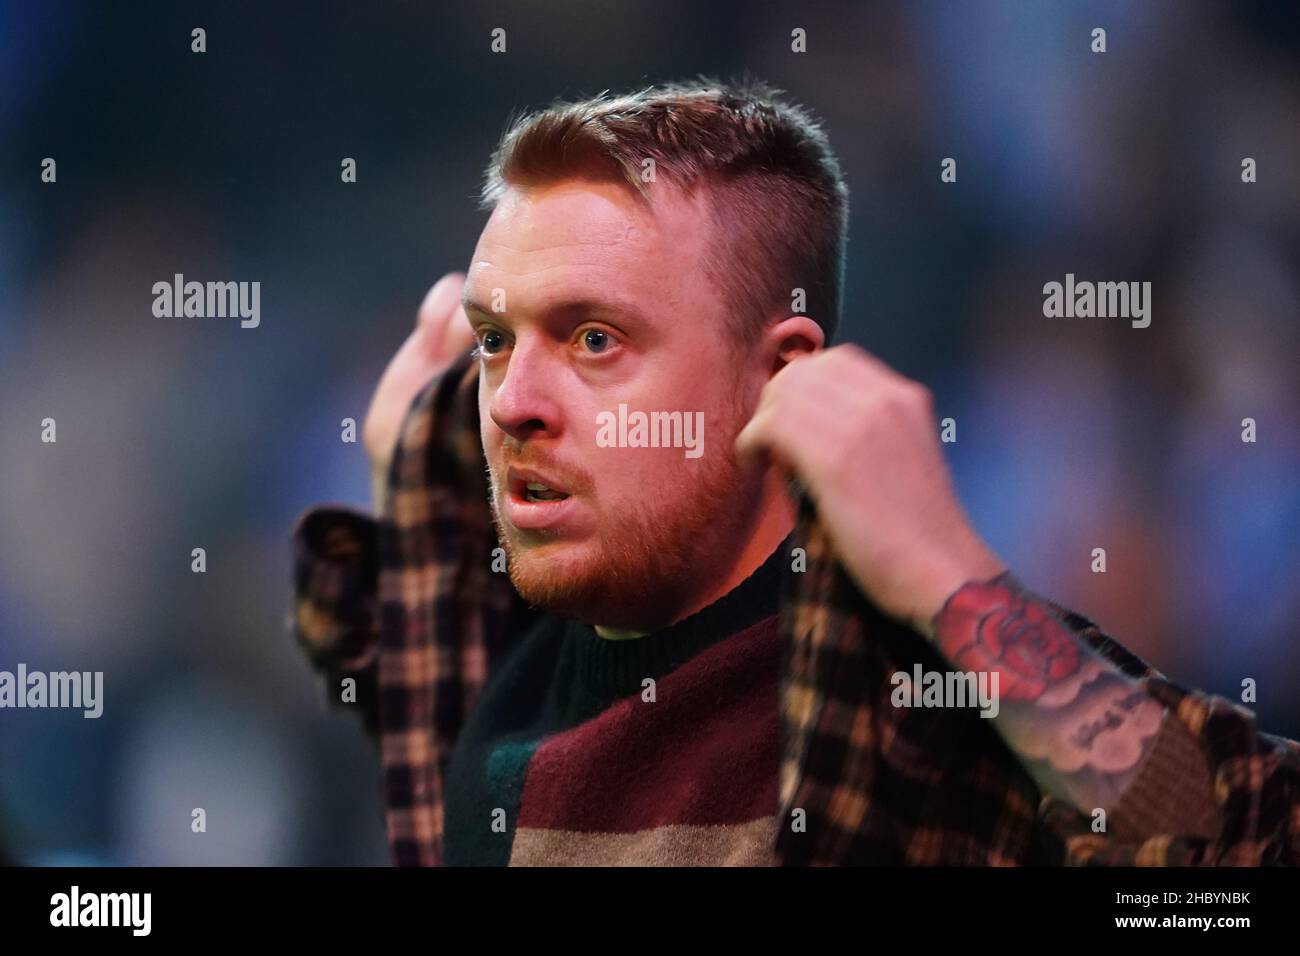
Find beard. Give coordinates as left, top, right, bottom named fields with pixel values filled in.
left=487, top=414, right=765, bottom=631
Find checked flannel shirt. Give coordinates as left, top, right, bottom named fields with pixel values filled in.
left=291, top=349, right=1300, bottom=866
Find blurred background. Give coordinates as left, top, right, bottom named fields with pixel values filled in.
left=1, top=0, right=1297, bottom=864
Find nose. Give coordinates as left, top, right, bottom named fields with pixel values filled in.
left=487, top=337, right=562, bottom=443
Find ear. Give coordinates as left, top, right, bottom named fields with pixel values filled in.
left=763, top=315, right=825, bottom=376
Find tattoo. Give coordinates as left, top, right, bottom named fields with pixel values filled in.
left=930, top=573, right=1167, bottom=812
left=1070, top=688, right=1146, bottom=750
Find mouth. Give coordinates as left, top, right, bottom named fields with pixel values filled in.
left=506, top=467, right=573, bottom=504
left=522, top=482, right=569, bottom=503
left=502, top=466, right=582, bottom=533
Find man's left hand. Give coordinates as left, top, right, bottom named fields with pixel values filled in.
left=735, top=344, right=1005, bottom=634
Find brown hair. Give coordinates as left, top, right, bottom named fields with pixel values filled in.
left=479, top=77, right=849, bottom=344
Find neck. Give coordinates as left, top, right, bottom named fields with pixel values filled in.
left=594, top=468, right=795, bottom=640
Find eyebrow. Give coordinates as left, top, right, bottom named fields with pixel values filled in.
left=461, top=294, right=649, bottom=331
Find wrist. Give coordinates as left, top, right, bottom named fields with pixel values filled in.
left=911, top=544, right=1005, bottom=638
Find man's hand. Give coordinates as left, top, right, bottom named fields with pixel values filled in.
left=735, top=344, right=1004, bottom=634
left=362, top=273, right=475, bottom=515
left=736, top=344, right=1186, bottom=824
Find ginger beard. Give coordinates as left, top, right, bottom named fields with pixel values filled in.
left=485, top=397, right=765, bottom=632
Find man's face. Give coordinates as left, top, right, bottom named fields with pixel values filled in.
left=463, top=177, right=770, bottom=630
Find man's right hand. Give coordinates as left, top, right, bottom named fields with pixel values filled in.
left=362, top=272, right=475, bottom=515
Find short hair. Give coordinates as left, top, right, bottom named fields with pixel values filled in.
left=479, top=77, right=849, bottom=344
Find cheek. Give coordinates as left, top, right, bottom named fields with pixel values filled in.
left=479, top=397, right=503, bottom=464
left=595, top=448, right=704, bottom=506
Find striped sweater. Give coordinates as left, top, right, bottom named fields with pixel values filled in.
left=442, top=543, right=785, bottom=866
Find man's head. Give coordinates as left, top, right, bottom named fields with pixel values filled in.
left=463, top=78, right=849, bottom=630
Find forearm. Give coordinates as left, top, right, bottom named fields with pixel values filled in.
left=925, top=573, right=1167, bottom=816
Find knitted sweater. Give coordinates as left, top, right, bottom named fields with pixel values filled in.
left=442, top=543, right=786, bottom=866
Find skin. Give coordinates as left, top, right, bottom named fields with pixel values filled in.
left=463, top=177, right=820, bottom=632
left=362, top=174, right=1169, bottom=820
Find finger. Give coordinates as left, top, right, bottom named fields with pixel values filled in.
left=734, top=404, right=779, bottom=463
left=441, top=303, right=476, bottom=356
left=830, top=342, right=914, bottom=389
left=416, top=272, right=466, bottom=330
left=735, top=410, right=807, bottom=505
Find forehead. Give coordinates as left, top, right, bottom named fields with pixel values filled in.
left=465, top=179, right=715, bottom=315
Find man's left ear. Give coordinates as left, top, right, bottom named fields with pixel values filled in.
left=765, top=315, right=825, bottom=374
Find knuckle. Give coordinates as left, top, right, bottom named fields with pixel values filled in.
left=884, top=378, right=925, bottom=409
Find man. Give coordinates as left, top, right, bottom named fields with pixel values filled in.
left=291, top=79, right=1299, bottom=866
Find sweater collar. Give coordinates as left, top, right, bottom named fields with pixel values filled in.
left=567, top=536, right=789, bottom=699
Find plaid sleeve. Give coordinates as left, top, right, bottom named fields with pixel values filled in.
left=290, top=503, right=381, bottom=743
left=1035, top=673, right=1300, bottom=865
left=777, top=500, right=1048, bottom=865
left=1025, top=601, right=1300, bottom=866
left=780, top=495, right=1300, bottom=866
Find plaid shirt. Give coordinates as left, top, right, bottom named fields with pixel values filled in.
left=291, top=350, right=1300, bottom=866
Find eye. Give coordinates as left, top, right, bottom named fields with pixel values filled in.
left=479, top=329, right=506, bottom=355
left=581, top=328, right=612, bottom=354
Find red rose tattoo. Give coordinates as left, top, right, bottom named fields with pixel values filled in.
left=932, top=576, right=1082, bottom=702
left=928, top=573, right=1169, bottom=807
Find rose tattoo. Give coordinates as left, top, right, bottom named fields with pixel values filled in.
left=932, top=575, right=1082, bottom=702
left=929, top=572, right=1168, bottom=791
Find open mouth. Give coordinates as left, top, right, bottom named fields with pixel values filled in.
left=503, top=466, right=583, bottom=531
left=523, top=482, right=569, bottom=503
left=507, top=467, right=573, bottom=505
